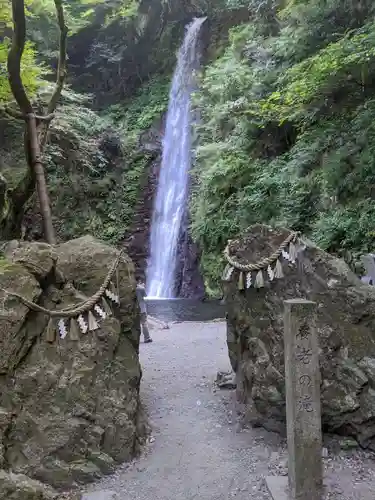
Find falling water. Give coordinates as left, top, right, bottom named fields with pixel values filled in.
left=146, top=17, right=206, bottom=298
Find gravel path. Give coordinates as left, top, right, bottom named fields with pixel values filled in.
left=82, top=320, right=375, bottom=500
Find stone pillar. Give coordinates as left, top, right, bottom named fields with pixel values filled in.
left=283, top=299, right=323, bottom=500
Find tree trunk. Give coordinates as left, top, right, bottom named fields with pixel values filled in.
left=27, top=113, right=55, bottom=244
left=4, top=0, right=68, bottom=243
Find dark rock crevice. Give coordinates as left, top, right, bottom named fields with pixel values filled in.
left=1, top=409, right=14, bottom=471
left=174, top=211, right=205, bottom=299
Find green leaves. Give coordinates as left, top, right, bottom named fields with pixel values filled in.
left=0, top=0, right=12, bottom=28
left=263, top=21, right=375, bottom=125
left=105, top=76, right=170, bottom=150
left=0, top=39, right=46, bottom=103
left=43, top=74, right=170, bottom=244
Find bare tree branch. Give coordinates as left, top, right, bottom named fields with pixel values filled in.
left=40, top=0, right=68, bottom=148
left=49, top=0, right=68, bottom=113
left=5, top=0, right=68, bottom=243
left=3, top=107, right=55, bottom=121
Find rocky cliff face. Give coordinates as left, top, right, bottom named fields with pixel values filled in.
left=224, top=224, right=375, bottom=450
left=0, top=237, right=147, bottom=498
left=66, top=0, right=251, bottom=108
left=124, top=157, right=160, bottom=283
left=174, top=212, right=205, bottom=299
left=68, top=0, right=209, bottom=108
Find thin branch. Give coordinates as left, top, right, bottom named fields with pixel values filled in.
left=39, top=0, right=68, bottom=148
left=6, top=0, right=67, bottom=128
left=48, top=0, right=68, bottom=114
left=39, top=112, right=55, bottom=122
left=4, top=0, right=68, bottom=242
left=3, top=107, right=55, bottom=122
left=6, top=0, right=37, bottom=231
left=33, top=0, right=68, bottom=244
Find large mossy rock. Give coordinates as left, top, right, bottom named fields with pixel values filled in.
left=224, top=224, right=375, bottom=449
left=0, top=236, right=147, bottom=497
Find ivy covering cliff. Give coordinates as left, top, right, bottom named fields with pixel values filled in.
left=191, top=0, right=375, bottom=293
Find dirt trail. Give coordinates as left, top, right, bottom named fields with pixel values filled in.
left=83, top=321, right=375, bottom=500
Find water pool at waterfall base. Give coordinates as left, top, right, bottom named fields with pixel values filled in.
left=145, top=297, right=225, bottom=322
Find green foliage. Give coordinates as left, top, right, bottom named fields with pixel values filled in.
left=58, top=76, right=171, bottom=244
left=262, top=21, right=375, bottom=125
left=27, top=0, right=129, bottom=59
left=28, top=74, right=169, bottom=243
left=105, top=0, right=139, bottom=22
left=107, top=76, right=170, bottom=132
left=0, top=0, right=11, bottom=27
left=0, top=0, right=108, bottom=104
left=0, top=40, right=46, bottom=103
left=0, top=0, right=49, bottom=104
left=191, top=0, right=375, bottom=292
left=42, top=85, right=162, bottom=244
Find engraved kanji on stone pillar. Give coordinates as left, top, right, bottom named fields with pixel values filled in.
left=284, top=299, right=323, bottom=500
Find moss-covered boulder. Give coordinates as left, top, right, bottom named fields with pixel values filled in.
left=224, top=224, right=375, bottom=449
left=0, top=236, right=147, bottom=495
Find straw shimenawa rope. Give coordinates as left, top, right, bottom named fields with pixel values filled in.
left=223, top=231, right=298, bottom=272
left=0, top=250, right=125, bottom=318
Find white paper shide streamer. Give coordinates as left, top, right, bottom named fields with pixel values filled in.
left=223, top=234, right=305, bottom=290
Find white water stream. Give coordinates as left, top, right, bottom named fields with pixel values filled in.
left=146, top=17, right=206, bottom=298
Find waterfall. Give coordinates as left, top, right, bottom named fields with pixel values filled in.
left=146, top=17, right=206, bottom=298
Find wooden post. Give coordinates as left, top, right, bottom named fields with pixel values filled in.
left=283, top=299, right=323, bottom=500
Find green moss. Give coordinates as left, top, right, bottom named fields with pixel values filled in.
left=0, top=258, right=10, bottom=269
left=0, top=258, right=23, bottom=274
left=106, top=75, right=170, bottom=131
